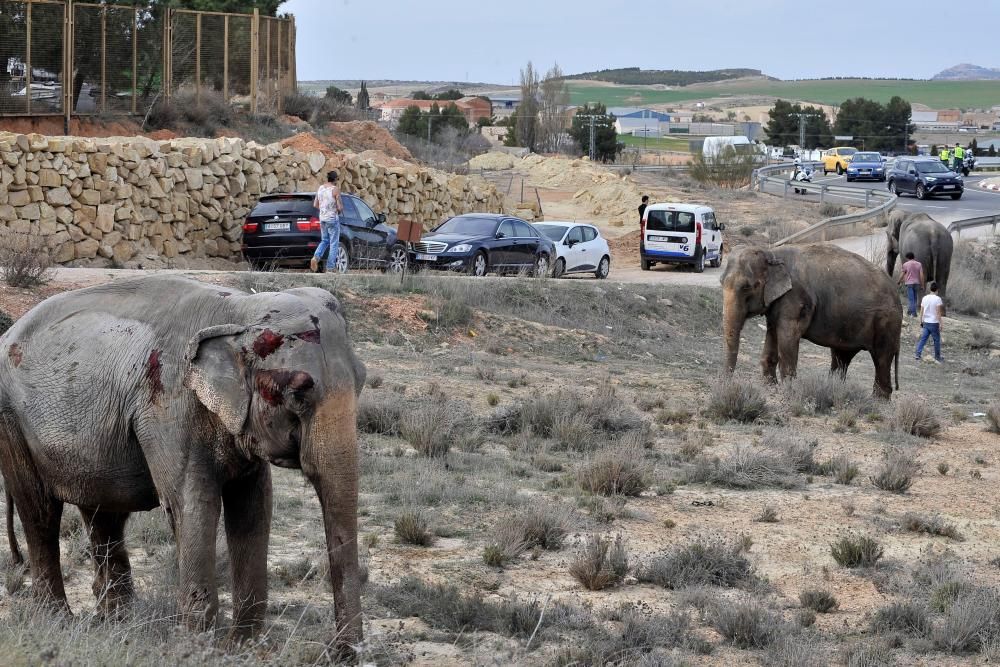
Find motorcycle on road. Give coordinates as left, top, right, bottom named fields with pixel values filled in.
left=792, top=160, right=813, bottom=194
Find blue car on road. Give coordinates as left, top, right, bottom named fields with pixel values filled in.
left=845, top=152, right=887, bottom=182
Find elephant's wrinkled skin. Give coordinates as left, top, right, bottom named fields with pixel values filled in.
left=0, top=276, right=365, bottom=650
left=722, top=245, right=901, bottom=398
left=886, top=213, right=953, bottom=299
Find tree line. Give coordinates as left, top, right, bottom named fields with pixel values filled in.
left=561, top=67, right=763, bottom=87
left=766, top=96, right=915, bottom=153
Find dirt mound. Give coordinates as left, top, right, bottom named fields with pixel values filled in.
left=469, top=151, right=516, bottom=171
left=281, top=132, right=337, bottom=157
left=520, top=154, right=644, bottom=225
left=608, top=229, right=641, bottom=259
left=0, top=116, right=145, bottom=138
left=355, top=149, right=413, bottom=169
left=324, top=121, right=412, bottom=160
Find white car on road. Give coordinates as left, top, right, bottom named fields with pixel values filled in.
left=534, top=222, right=611, bottom=279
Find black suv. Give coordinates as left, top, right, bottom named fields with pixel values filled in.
left=409, top=213, right=556, bottom=277
left=888, top=158, right=964, bottom=200
left=241, top=193, right=406, bottom=272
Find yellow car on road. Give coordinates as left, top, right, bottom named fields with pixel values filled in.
left=822, top=147, right=857, bottom=175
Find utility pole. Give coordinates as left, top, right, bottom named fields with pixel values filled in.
left=589, top=116, right=596, bottom=161
left=791, top=112, right=819, bottom=156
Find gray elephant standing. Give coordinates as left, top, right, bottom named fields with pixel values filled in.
left=886, top=212, right=953, bottom=299
left=0, top=276, right=365, bottom=650
left=722, top=245, right=901, bottom=398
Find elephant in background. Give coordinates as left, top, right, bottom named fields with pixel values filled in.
left=886, top=213, right=953, bottom=299
left=722, top=244, right=901, bottom=398
left=0, top=276, right=365, bottom=651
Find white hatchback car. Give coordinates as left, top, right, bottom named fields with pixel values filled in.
left=535, top=222, right=611, bottom=279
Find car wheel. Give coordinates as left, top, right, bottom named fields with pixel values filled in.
left=836, top=164, right=844, bottom=175
left=823, top=169, right=828, bottom=175
left=888, top=180, right=897, bottom=195
left=595, top=256, right=610, bottom=279
left=469, top=252, right=488, bottom=277
left=951, top=193, right=962, bottom=200
left=641, top=259, right=652, bottom=271
left=710, top=245, right=724, bottom=268
left=915, top=184, right=926, bottom=200
left=552, top=257, right=565, bottom=279
left=534, top=254, right=550, bottom=278
left=693, top=250, right=705, bottom=274
left=382, top=244, right=407, bottom=274
left=333, top=244, right=350, bottom=274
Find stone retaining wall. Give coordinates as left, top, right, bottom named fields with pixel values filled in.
left=0, top=132, right=504, bottom=268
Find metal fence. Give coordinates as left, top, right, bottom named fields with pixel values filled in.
left=0, top=0, right=295, bottom=120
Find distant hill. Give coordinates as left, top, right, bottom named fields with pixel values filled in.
left=932, top=64, right=1000, bottom=80
left=563, top=67, right=767, bottom=87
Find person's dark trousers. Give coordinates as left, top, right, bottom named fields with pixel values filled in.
left=915, top=323, right=941, bottom=361
left=906, top=285, right=919, bottom=316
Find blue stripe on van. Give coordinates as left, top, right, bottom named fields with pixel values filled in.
left=645, top=249, right=693, bottom=258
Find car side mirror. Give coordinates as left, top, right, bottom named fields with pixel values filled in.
left=718, top=223, right=726, bottom=231
left=566, top=239, right=577, bottom=247
left=377, top=213, right=386, bottom=224
left=495, top=232, right=505, bottom=239
left=909, top=170, right=917, bottom=176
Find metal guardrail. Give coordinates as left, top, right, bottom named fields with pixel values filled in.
left=752, top=163, right=897, bottom=246
left=948, top=214, right=1000, bottom=238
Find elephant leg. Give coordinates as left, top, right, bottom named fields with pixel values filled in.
left=870, top=349, right=894, bottom=400
left=175, top=474, right=222, bottom=632
left=830, top=349, right=859, bottom=378
left=0, top=425, right=68, bottom=609
left=222, top=464, right=272, bottom=642
left=79, top=507, right=133, bottom=615
left=776, top=328, right=804, bottom=381
left=761, top=324, right=779, bottom=383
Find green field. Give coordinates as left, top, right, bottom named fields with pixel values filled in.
left=617, top=134, right=692, bottom=152
left=569, top=79, right=1000, bottom=109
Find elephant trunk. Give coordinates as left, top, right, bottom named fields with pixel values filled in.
left=302, top=389, right=363, bottom=654
left=722, top=291, right=745, bottom=373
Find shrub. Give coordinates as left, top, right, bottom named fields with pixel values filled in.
left=638, top=536, right=753, bottom=589
left=399, top=401, right=455, bottom=457
left=819, top=203, right=847, bottom=218
left=0, top=310, right=13, bottom=337
left=490, top=506, right=571, bottom=556
left=933, top=589, right=1000, bottom=654
left=799, top=589, right=838, bottom=613
left=711, top=597, right=783, bottom=649
left=986, top=402, right=1000, bottom=434
left=870, top=601, right=931, bottom=636
left=577, top=441, right=650, bottom=496
left=145, top=90, right=234, bottom=136
left=433, top=298, right=474, bottom=329
left=482, top=519, right=529, bottom=568
left=569, top=534, right=629, bottom=591
left=888, top=396, right=942, bottom=438
left=707, top=376, right=768, bottom=423
left=686, top=443, right=800, bottom=490
left=830, top=534, right=884, bottom=568
left=785, top=373, right=874, bottom=416
left=357, top=393, right=404, bottom=435
left=969, top=324, right=996, bottom=350
left=755, top=506, right=779, bottom=523
left=394, top=511, right=435, bottom=547
left=842, top=642, right=893, bottom=667
left=0, top=238, right=52, bottom=288
left=870, top=448, right=920, bottom=493
left=948, top=241, right=1000, bottom=316
left=902, top=513, right=963, bottom=540
left=826, top=454, right=860, bottom=485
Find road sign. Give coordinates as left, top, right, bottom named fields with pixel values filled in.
left=834, top=135, right=854, bottom=141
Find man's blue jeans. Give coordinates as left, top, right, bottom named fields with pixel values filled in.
left=314, top=218, right=341, bottom=271
left=906, top=284, right=919, bottom=316
left=916, top=322, right=941, bottom=361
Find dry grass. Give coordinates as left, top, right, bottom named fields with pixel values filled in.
left=577, top=439, right=651, bottom=496
left=569, top=534, right=629, bottom=591
left=0, top=238, right=52, bottom=288
left=707, top=376, right=769, bottom=423
left=870, top=448, right=920, bottom=493
left=830, top=534, right=884, bottom=568
left=871, top=601, right=931, bottom=636
left=799, top=589, right=839, bottom=613
left=901, top=513, right=963, bottom=540
left=710, top=597, right=784, bottom=649
left=686, top=442, right=802, bottom=490
left=986, top=402, right=1000, bottom=434
left=887, top=397, right=942, bottom=438
left=638, top=536, right=754, bottom=589
left=394, top=511, right=436, bottom=546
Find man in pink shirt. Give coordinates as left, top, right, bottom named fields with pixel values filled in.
left=898, top=252, right=925, bottom=317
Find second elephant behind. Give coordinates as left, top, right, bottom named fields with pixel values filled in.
left=886, top=213, right=953, bottom=299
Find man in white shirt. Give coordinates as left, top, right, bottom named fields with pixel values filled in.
left=310, top=170, right=344, bottom=273
left=915, top=281, right=945, bottom=363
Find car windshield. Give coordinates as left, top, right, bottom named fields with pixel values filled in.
left=433, top=216, right=498, bottom=236
left=252, top=197, right=314, bottom=216
left=535, top=225, right=568, bottom=241
left=853, top=153, right=880, bottom=162
left=916, top=161, right=949, bottom=174
left=840, top=148, right=857, bottom=156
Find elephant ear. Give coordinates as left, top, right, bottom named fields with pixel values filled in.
left=184, top=324, right=250, bottom=436
left=886, top=229, right=898, bottom=253
left=763, top=256, right=792, bottom=307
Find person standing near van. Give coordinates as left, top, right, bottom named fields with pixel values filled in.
left=898, top=252, right=925, bottom=317
left=915, top=281, right=945, bottom=363
left=940, top=146, right=950, bottom=167
left=638, top=195, right=649, bottom=223
left=953, top=143, right=965, bottom=172
left=311, top=170, right=344, bottom=273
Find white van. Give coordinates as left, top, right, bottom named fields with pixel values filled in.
left=640, top=203, right=725, bottom=273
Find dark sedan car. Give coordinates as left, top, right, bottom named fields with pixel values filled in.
left=845, top=152, right=886, bottom=182
left=241, top=193, right=407, bottom=272
left=887, top=158, right=964, bottom=200
left=409, top=214, right=555, bottom=277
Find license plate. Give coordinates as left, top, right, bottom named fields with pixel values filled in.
left=647, top=235, right=671, bottom=242
left=415, top=253, right=435, bottom=261
left=943, top=185, right=955, bottom=190
left=263, top=222, right=290, bottom=231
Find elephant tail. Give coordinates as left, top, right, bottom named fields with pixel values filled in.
left=894, top=350, right=900, bottom=392
left=6, top=491, right=23, bottom=566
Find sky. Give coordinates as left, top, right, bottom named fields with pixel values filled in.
left=283, top=0, right=999, bottom=83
